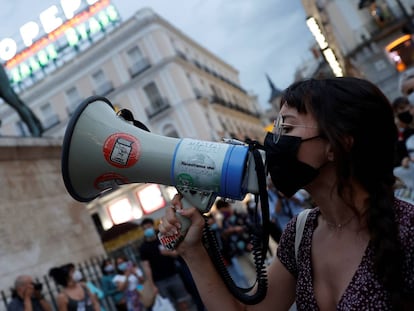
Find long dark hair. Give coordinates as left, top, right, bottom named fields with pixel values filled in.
left=281, top=77, right=407, bottom=308
left=49, top=263, right=74, bottom=287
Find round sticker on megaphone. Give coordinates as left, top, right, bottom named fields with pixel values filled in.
left=103, top=133, right=140, bottom=168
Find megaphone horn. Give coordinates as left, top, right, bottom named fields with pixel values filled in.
left=61, top=96, right=258, bottom=204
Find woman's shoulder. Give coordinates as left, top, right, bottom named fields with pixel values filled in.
left=276, top=207, right=318, bottom=276
left=56, top=291, right=69, bottom=304
left=279, top=207, right=318, bottom=238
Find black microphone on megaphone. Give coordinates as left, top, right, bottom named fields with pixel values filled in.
left=61, top=95, right=270, bottom=304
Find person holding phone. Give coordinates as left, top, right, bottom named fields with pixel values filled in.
left=7, top=275, right=52, bottom=311
left=112, top=256, right=144, bottom=311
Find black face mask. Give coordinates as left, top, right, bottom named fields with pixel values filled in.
left=264, top=132, right=320, bottom=197
left=397, top=110, right=413, bottom=125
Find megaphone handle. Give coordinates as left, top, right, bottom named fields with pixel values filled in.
left=158, top=191, right=216, bottom=250
left=158, top=212, right=191, bottom=250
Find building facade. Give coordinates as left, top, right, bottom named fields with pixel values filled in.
left=1, top=7, right=265, bottom=141
left=0, top=137, right=106, bottom=292
left=301, top=0, right=414, bottom=101
left=0, top=3, right=266, bottom=250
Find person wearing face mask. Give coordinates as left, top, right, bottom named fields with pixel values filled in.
left=399, top=67, right=414, bottom=107
left=101, top=258, right=126, bottom=311
left=112, top=256, right=144, bottom=311
left=139, top=217, right=193, bottom=311
left=49, top=263, right=100, bottom=311
left=394, top=135, right=414, bottom=202
left=214, top=199, right=252, bottom=288
left=158, top=77, right=414, bottom=310
left=393, top=107, right=414, bottom=168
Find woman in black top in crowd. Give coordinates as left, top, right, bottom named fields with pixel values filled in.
left=49, top=263, right=100, bottom=311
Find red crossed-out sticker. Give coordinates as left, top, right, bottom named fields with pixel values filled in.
left=103, top=133, right=140, bottom=168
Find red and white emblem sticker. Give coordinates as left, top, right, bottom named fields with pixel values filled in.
left=103, top=133, right=140, bottom=168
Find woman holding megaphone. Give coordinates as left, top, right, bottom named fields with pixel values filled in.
left=158, top=77, right=414, bottom=310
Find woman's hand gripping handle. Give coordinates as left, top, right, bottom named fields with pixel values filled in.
left=158, top=193, right=192, bottom=250
left=157, top=193, right=205, bottom=251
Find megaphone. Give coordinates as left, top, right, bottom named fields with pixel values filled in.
left=62, top=96, right=262, bottom=207
left=61, top=96, right=270, bottom=304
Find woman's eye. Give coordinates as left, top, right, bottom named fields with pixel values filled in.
left=280, top=124, right=292, bottom=134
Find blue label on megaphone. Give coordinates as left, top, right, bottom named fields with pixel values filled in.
left=171, top=139, right=249, bottom=200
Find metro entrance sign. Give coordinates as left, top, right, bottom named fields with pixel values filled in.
left=0, top=0, right=120, bottom=87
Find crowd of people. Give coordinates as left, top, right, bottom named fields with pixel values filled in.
left=6, top=217, right=204, bottom=311
left=6, top=193, right=306, bottom=311
left=392, top=72, right=414, bottom=203
left=391, top=95, right=414, bottom=202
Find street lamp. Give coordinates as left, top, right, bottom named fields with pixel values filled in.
left=306, top=16, right=344, bottom=77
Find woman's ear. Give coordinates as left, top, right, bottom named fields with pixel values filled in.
left=326, top=135, right=353, bottom=161
left=327, top=149, right=334, bottom=161
left=326, top=142, right=334, bottom=161
left=344, top=135, right=354, bottom=152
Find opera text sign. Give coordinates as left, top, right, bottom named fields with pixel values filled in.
left=0, top=0, right=120, bottom=87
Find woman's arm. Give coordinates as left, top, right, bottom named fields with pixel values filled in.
left=159, top=201, right=297, bottom=311
left=38, top=297, right=53, bottom=311
left=56, top=294, right=68, bottom=311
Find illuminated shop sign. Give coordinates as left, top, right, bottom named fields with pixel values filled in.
left=0, top=0, right=120, bottom=86
left=136, top=184, right=166, bottom=214
left=306, top=16, right=343, bottom=77
left=385, top=35, right=413, bottom=72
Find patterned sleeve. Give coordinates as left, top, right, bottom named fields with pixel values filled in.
left=276, top=215, right=298, bottom=278
left=397, top=199, right=414, bottom=293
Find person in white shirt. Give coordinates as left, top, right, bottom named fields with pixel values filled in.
left=112, top=257, right=144, bottom=311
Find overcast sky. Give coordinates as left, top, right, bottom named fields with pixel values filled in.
left=0, top=0, right=315, bottom=108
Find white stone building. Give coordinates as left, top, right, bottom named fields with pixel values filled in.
left=301, top=0, right=414, bottom=101
left=0, top=3, right=266, bottom=265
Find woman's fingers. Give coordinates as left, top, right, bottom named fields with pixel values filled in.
left=171, top=192, right=184, bottom=209
left=159, top=206, right=181, bottom=235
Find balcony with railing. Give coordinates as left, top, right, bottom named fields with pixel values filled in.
left=42, top=114, right=60, bottom=130
left=93, top=81, right=114, bottom=97
left=128, top=58, right=151, bottom=78
left=193, top=88, right=203, bottom=99
left=187, top=59, right=247, bottom=94
left=210, top=95, right=261, bottom=118
left=357, top=1, right=412, bottom=40
left=176, top=50, right=188, bottom=61
left=145, top=98, right=171, bottom=119
left=66, top=97, right=83, bottom=116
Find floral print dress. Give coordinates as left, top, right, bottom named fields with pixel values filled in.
left=277, top=199, right=414, bottom=310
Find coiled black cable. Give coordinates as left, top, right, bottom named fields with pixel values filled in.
left=201, top=145, right=270, bottom=305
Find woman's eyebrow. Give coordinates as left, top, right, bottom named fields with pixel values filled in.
left=280, top=114, right=297, bottom=122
